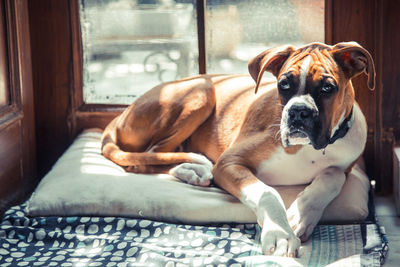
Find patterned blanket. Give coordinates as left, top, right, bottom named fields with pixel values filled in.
left=0, top=204, right=387, bottom=266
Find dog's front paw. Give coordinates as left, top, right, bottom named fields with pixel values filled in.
left=261, top=221, right=300, bottom=257
left=169, top=163, right=213, bottom=187
left=287, top=198, right=324, bottom=242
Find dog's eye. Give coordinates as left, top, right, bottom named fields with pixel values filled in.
left=278, top=78, right=291, bottom=90
left=321, top=83, right=336, bottom=94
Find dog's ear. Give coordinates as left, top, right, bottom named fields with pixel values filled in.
left=331, top=42, right=376, bottom=90
left=248, top=45, right=295, bottom=94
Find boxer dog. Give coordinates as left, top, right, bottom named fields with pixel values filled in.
left=102, top=42, right=375, bottom=257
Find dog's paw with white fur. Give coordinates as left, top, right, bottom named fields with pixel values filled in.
left=287, top=197, right=324, bottom=242
left=261, top=220, right=300, bottom=257
left=169, top=162, right=213, bottom=187
left=188, top=153, right=214, bottom=169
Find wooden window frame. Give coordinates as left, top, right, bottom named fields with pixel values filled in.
left=69, top=0, right=332, bottom=122
left=0, top=0, right=24, bottom=131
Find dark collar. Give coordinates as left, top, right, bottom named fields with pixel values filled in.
left=328, top=107, right=354, bottom=145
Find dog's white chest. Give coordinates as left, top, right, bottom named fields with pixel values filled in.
left=256, top=146, right=335, bottom=185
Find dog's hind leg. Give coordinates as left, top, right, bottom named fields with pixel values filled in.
left=145, top=96, right=216, bottom=186
left=102, top=78, right=216, bottom=186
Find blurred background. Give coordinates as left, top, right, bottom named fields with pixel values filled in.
left=80, top=0, right=324, bottom=104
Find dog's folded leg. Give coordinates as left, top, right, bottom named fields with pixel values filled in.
left=213, top=163, right=300, bottom=257
left=287, top=167, right=346, bottom=242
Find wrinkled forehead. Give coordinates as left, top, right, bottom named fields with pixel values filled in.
left=280, top=48, right=340, bottom=83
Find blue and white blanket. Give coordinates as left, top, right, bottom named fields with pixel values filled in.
left=0, top=204, right=387, bottom=267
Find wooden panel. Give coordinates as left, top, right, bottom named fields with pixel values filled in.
left=28, top=0, right=72, bottom=177
left=0, top=121, right=22, bottom=198
left=196, top=0, right=206, bottom=74
left=324, top=0, right=333, bottom=44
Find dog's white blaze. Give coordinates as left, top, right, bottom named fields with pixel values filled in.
left=285, top=94, right=318, bottom=115
left=299, top=56, right=312, bottom=94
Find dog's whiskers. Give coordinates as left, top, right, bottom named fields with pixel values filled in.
left=274, top=129, right=281, bottom=140
left=273, top=117, right=282, bottom=123
left=267, top=123, right=281, bottom=133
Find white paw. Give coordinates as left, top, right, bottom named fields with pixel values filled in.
left=261, top=222, right=300, bottom=257
left=169, top=162, right=213, bottom=187
left=287, top=198, right=324, bottom=242
left=188, top=153, right=213, bottom=169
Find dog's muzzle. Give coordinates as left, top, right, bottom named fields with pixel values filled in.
left=280, top=96, right=319, bottom=147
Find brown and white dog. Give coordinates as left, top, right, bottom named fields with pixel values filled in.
left=101, top=42, right=375, bottom=257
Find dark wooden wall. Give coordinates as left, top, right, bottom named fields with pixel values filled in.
left=28, top=0, right=74, bottom=178
left=26, top=0, right=400, bottom=194
left=330, top=0, right=381, bottom=190
left=381, top=0, right=400, bottom=194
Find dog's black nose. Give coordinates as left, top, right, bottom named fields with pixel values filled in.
left=288, top=105, right=312, bottom=122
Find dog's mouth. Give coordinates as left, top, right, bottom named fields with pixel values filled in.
left=282, top=124, right=331, bottom=150
left=288, top=128, right=308, bottom=139
left=284, top=127, right=311, bottom=146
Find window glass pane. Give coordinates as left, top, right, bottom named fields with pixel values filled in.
left=0, top=3, right=9, bottom=107
left=80, top=0, right=199, bottom=104
left=206, top=0, right=324, bottom=75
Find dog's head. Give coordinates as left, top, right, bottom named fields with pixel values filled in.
left=248, top=42, right=375, bottom=150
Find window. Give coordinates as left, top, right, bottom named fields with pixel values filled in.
left=206, top=0, right=324, bottom=74
left=79, top=0, right=324, bottom=105
left=79, top=0, right=198, bottom=104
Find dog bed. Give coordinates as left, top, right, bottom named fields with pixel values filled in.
left=0, top=129, right=387, bottom=266
left=26, top=129, right=370, bottom=224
